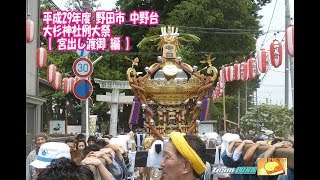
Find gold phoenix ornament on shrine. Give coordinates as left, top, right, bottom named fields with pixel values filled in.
left=127, top=26, right=218, bottom=140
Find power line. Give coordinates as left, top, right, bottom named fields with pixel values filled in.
left=268, top=69, right=285, bottom=73
left=179, top=30, right=260, bottom=35
left=45, top=2, right=266, bottom=35
left=47, top=0, right=284, bottom=65
left=90, top=50, right=253, bottom=56
left=257, top=31, right=286, bottom=84
left=260, top=0, right=278, bottom=47
left=258, top=64, right=272, bottom=83
left=48, top=2, right=289, bottom=36
left=259, top=25, right=286, bottom=49
left=112, top=23, right=263, bottom=34
left=119, top=23, right=263, bottom=35
left=47, top=0, right=60, bottom=10
left=259, top=84, right=292, bottom=87
left=171, top=24, right=260, bottom=32
left=258, top=90, right=287, bottom=93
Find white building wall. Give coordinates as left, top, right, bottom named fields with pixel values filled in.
left=26, top=0, right=46, bottom=156
left=26, top=0, right=39, bottom=96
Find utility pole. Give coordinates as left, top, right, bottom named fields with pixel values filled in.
left=81, top=0, right=91, bottom=139
left=238, top=89, right=240, bottom=128
left=289, top=18, right=294, bottom=107
left=245, top=82, right=248, bottom=113
left=222, top=66, right=227, bottom=134
left=290, top=50, right=294, bottom=107
left=284, top=0, right=290, bottom=108
left=80, top=56, right=103, bottom=138
left=284, top=0, right=291, bottom=139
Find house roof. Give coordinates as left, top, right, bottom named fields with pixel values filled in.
left=39, top=77, right=53, bottom=88
left=38, top=77, right=53, bottom=88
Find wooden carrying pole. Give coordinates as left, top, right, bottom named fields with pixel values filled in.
left=233, top=143, right=294, bottom=170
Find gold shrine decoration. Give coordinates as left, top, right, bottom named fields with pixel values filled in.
left=162, top=44, right=177, bottom=58
left=142, top=77, right=200, bottom=105
left=127, top=26, right=218, bottom=138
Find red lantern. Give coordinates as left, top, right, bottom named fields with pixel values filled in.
left=215, top=82, right=220, bottom=91
left=52, top=72, right=62, bottom=90
left=223, top=66, right=228, bottom=82
left=46, top=64, right=56, bottom=83
left=240, top=61, right=248, bottom=81
left=285, top=24, right=294, bottom=57
left=213, top=89, right=219, bottom=102
left=62, top=78, right=69, bottom=94
left=233, top=63, right=241, bottom=81
left=212, top=91, right=217, bottom=102
left=257, top=48, right=268, bottom=73
left=216, top=81, right=222, bottom=95
left=219, top=69, right=224, bottom=83
left=218, top=76, right=224, bottom=93
left=68, top=77, right=75, bottom=93
left=26, top=18, right=34, bottom=43
left=248, top=57, right=258, bottom=78
left=223, top=66, right=233, bottom=82
left=36, top=47, right=47, bottom=69
left=270, top=39, right=283, bottom=68
left=227, top=65, right=234, bottom=82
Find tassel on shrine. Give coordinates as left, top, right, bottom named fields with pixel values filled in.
left=200, top=96, right=210, bottom=121
left=129, top=98, right=140, bottom=124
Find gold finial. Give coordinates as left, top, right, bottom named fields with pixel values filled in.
left=200, top=53, right=215, bottom=66
left=160, top=26, right=179, bottom=45
left=198, top=53, right=218, bottom=76
left=125, top=56, right=139, bottom=68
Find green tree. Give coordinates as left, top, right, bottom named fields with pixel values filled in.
left=117, top=0, right=273, bottom=128
left=39, top=0, right=131, bottom=131
left=166, top=0, right=263, bottom=120
left=39, top=0, right=272, bottom=132
left=240, top=104, right=294, bottom=138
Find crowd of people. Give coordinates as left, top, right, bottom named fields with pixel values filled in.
left=26, top=130, right=294, bottom=180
